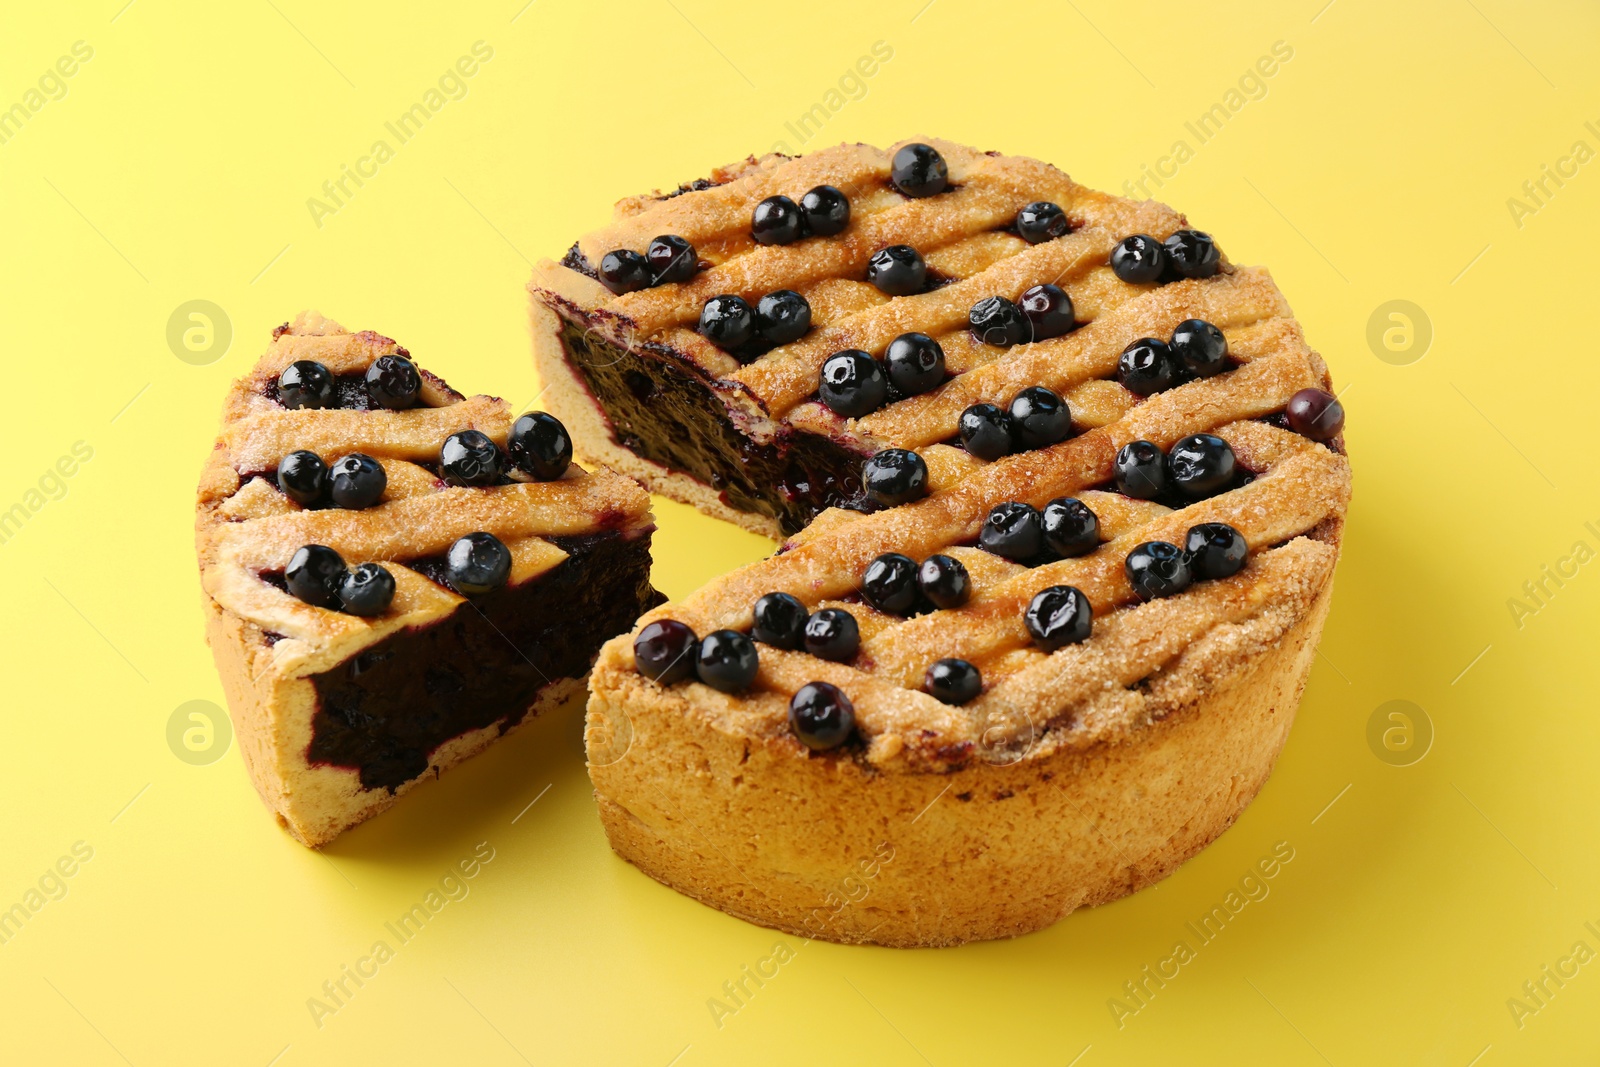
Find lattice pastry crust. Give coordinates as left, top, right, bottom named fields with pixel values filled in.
left=531, top=140, right=1352, bottom=945
left=196, top=312, right=654, bottom=846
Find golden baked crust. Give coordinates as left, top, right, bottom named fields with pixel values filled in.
left=546, top=140, right=1351, bottom=945
left=196, top=312, right=654, bottom=846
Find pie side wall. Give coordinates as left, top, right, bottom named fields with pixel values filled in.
left=587, top=578, right=1333, bottom=948
left=201, top=591, right=584, bottom=848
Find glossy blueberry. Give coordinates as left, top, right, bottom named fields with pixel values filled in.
left=277, top=360, right=336, bottom=410
left=276, top=450, right=328, bottom=507
left=884, top=332, right=946, bottom=395
left=861, top=448, right=928, bottom=507
left=1162, top=230, right=1221, bottom=279
left=507, top=411, right=572, bottom=481
left=328, top=452, right=387, bottom=509
left=1109, top=234, right=1165, bottom=284
left=647, top=234, right=698, bottom=284
left=1286, top=388, right=1345, bottom=441
left=1118, top=338, right=1181, bottom=396
left=958, top=403, right=1015, bottom=461
left=365, top=355, right=422, bottom=410
left=752, top=591, right=809, bottom=650
left=804, top=608, right=860, bottom=662
left=696, top=630, right=760, bottom=693
left=285, top=545, right=346, bottom=608
left=925, top=658, right=982, bottom=705
left=338, top=563, right=395, bottom=616
left=917, top=554, right=971, bottom=610
left=1042, top=497, right=1100, bottom=557
left=598, top=248, right=653, bottom=294
left=800, top=184, right=851, bottom=236
left=752, top=195, right=804, bottom=246
left=1167, top=433, right=1236, bottom=499
left=1126, top=541, right=1192, bottom=600
left=698, top=294, right=757, bottom=350
left=439, top=429, right=504, bottom=487
left=1017, top=284, right=1076, bottom=340
left=890, top=142, right=949, bottom=198
left=1170, top=319, right=1229, bottom=378
left=1024, top=585, right=1093, bottom=650
left=1008, top=386, right=1072, bottom=449
left=1016, top=201, right=1069, bottom=244
left=446, top=531, right=511, bottom=596
left=755, top=290, right=812, bottom=346
left=979, top=501, right=1045, bottom=562
left=969, top=295, right=1030, bottom=347
left=818, top=350, right=888, bottom=417
left=866, top=244, right=926, bottom=296
left=861, top=553, right=923, bottom=616
left=634, top=619, right=698, bottom=684
left=1185, top=522, right=1249, bottom=580
left=1114, top=440, right=1167, bottom=499
left=789, top=681, right=856, bottom=751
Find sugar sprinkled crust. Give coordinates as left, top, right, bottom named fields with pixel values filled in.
left=534, top=139, right=1351, bottom=945
left=196, top=312, right=654, bottom=846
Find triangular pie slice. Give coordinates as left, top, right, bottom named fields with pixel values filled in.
left=529, top=139, right=1350, bottom=946
left=196, top=312, right=660, bottom=846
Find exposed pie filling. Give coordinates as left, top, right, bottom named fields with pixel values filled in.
left=306, top=529, right=660, bottom=791
left=556, top=319, right=868, bottom=535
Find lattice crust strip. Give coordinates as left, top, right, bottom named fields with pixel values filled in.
left=196, top=311, right=651, bottom=679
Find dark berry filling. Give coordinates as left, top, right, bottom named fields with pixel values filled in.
left=307, top=530, right=659, bottom=791
left=555, top=320, right=867, bottom=535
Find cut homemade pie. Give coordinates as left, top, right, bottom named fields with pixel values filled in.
left=196, top=312, right=659, bottom=847
left=534, top=139, right=1351, bottom=946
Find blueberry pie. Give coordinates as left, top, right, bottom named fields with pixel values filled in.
left=547, top=140, right=1351, bottom=946
left=195, top=312, right=660, bottom=846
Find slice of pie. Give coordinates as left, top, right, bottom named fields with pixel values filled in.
left=536, top=139, right=1351, bottom=946
left=195, top=312, right=660, bottom=847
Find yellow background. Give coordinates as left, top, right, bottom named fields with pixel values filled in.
left=2, top=1, right=1596, bottom=1063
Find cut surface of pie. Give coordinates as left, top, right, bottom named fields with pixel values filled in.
left=196, top=312, right=659, bottom=847
left=535, top=139, right=1352, bottom=946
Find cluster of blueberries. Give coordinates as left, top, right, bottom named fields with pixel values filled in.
left=697, top=289, right=811, bottom=360
left=1109, top=230, right=1222, bottom=285
left=818, top=333, right=949, bottom=418
left=278, top=353, right=423, bottom=412
left=282, top=529, right=517, bottom=618
left=631, top=593, right=863, bottom=751
left=959, top=386, right=1073, bottom=460
left=1114, top=432, right=1238, bottom=502
left=596, top=234, right=700, bottom=295
left=1117, top=319, right=1232, bottom=397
